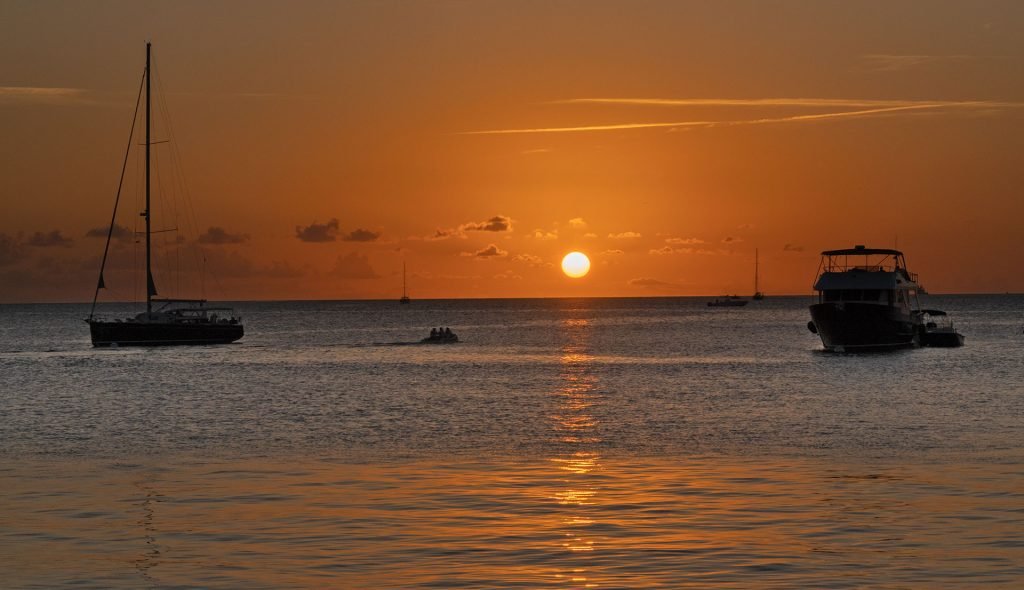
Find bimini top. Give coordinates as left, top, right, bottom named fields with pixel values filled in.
left=822, top=245, right=903, bottom=257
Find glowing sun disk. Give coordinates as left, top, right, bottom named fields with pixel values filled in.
left=562, top=252, right=591, bottom=278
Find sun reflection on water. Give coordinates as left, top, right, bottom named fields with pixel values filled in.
left=549, top=316, right=604, bottom=580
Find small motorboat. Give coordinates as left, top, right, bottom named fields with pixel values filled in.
left=708, top=296, right=748, bottom=307
left=917, top=310, right=965, bottom=347
left=422, top=330, right=459, bottom=344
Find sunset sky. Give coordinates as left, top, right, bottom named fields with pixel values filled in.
left=2, top=1, right=1023, bottom=302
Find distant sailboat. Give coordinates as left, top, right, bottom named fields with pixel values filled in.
left=400, top=262, right=411, bottom=304
left=85, top=43, right=243, bottom=346
left=752, top=248, right=765, bottom=300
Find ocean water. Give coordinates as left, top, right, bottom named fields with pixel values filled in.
left=1, top=296, right=1022, bottom=588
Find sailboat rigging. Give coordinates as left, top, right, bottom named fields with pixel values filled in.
left=753, top=248, right=765, bottom=300
left=85, top=42, right=244, bottom=346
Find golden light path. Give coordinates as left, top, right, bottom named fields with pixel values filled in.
left=561, top=252, right=591, bottom=278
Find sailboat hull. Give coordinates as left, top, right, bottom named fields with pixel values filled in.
left=88, top=320, right=243, bottom=347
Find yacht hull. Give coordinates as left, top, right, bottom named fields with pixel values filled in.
left=88, top=321, right=244, bottom=347
left=809, top=302, right=918, bottom=352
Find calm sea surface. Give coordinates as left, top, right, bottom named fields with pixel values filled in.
left=1, top=296, right=1022, bottom=588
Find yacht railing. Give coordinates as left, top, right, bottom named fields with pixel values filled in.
left=821, top=256, right=917, bottom=283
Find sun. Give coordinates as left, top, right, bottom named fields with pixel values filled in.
left=561, top=251, right=591, bottom=278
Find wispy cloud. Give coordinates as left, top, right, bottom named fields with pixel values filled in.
left=651, top=245, right=728, bottom=256
left=296, top=219, right=340, bottom=243
left=463, top=244, right=508, bottom=258
left=462, top=215, right=512, bottom=232
left=430, top=215, right=514, bottom=240
left=629, top=277, right=679, bottom=289
left=665, top=237, right=705, bottom=245
left=464, top=98, right=1024, bottom=135
left=465, top=120, right=714, bottom=135
left=0, top=233, right=23, bottom=267
left=860, top=54, right=1005, bottom=72
left=553, top=97, right=1022, bottom=109
left=330, top=252, right=378, bottom=279
left=529, top=229, right=558, bottom=240
left=85, top=223, right=134, bottom=242
left=198, top=226, right=249, bottom=245
left=0, top=86, right=88, bottom=105
left=512, top=253, right=544, bottom=265
left=608, top=231, right=642, bottom=239
left=27, top=230, right=73, bottom=248
left=342, top=228, right=381, bottom=242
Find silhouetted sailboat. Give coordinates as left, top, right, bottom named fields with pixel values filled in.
left=400, top=262, right=411, bottom=304
left=85, top=43, right=243, bottom=346
left=752, top=248, right=765, bottom=300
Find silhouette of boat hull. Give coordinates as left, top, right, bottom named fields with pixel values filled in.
left=809, top=302, right=917, bottom=351
left=90, top=320, right=243, bottom=347
left=920, top=329, right=964, bottom=347
left=708, top=298, right=748, bottom=307
left=420, top=334, right=458, bottom=344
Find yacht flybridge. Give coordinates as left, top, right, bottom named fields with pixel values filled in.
left=85, top=43, right=243, bottom=346
left=806, top=245, right=960, bottom=351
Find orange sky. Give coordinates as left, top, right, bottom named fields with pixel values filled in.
left=2, top=1, right=1023, bottom=302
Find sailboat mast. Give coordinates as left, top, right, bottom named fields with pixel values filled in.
left=403, top=262, right=407, bottom=297
left=144, top=41, right=152, bottom=315
left=755, top=248, right=759, bottom=293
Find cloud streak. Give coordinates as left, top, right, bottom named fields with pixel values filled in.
left=464, top=98, right=1024, bottom=135
left=198, top=226, right=249, bottom=245
left=860, top=54, right=1005, bottom=72
left=342, top=228, right=381, bottom=242
left=553, top=97, right=1022, bottom=109
left=629, top=277, right=679, bottom=289
left=0, top=86, right=88, bottom=105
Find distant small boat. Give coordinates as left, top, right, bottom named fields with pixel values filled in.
left=400, top=262, right=411, bottom=304
left=708, top=296, right=748, bottom=307
left=752, top=248, right=765, bottom=300
left=422, top=329, right=458, bottom=344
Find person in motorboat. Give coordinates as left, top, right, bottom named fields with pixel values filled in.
left=422, top=326, right=458, bottom=343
